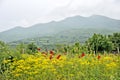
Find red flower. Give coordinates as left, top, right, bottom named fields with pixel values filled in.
left=56, top=55, right=61, bottom=59
left=49, top=55, right=53, bottom=60
left=97, top=55, right=101, bottom=60
left=37, top=48, right=41, bottom=51
left=81, top=53, right=85, bottom=57
left=50, top=50, right=54, bottom=55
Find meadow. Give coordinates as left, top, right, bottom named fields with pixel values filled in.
left=0, top=52, right=120, bottom=80
left=0, top=33, right=120, bottom=80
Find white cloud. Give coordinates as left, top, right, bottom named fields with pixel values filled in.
left=0, top=0, right=120, bottom=32
left=48, top=0, right=120, bottom=19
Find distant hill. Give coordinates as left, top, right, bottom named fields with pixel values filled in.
left=0, top=15, right=120, bottom=42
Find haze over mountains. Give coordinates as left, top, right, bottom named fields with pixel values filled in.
left=0, top=15, right=120, bottom=42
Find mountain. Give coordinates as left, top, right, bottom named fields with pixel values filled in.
left=0, top=15, right=120, bottom=42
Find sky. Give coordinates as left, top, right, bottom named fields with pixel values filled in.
left=0, top=0, right=120, bottom=32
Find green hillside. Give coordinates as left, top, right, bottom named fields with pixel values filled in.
left=9, top=28, right=119, bottom=49
left=0, top=15, right=120, bottom=42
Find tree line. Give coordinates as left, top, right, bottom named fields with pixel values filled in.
left=0, top=32, right=120, bottom=56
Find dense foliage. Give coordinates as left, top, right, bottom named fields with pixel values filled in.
left=108, top=33, right=120, bottom=53
left=0, top=32, right=120, bottom=80
left=86, top=34, right=113, bottom=54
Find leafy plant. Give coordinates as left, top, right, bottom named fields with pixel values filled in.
left=27, top=43, right=38, bottom=54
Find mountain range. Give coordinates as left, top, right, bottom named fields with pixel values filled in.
left=0, top=15, right=120, bottom=43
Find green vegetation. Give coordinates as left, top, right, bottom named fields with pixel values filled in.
left=0, top=32, right=120, bottom=80
left=1, top=32, right=120, bottom=56
left=108, top=33, right=120, bottom=53
left=0, top=15, right=120, bottom=79
left=86, top=33, right=113, bottom=54
left=9, top=28, right=119, bottom=50
left=0, top=53, right=120, bottom=80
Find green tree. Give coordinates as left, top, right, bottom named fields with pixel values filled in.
left=73, top=42, right=82, bottom=54
left=0, top=41, right=9, bottom=53
left=27, top=43, right=38, bottom=54
left=108, top=33, right=120, bottom=53
left=86, top=33, right=113, bottom=54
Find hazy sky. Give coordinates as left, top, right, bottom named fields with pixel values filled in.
left=0, top=0, right=120, bottom=32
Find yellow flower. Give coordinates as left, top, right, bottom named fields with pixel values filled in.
left=103, top=57, right=113, bottom=61
left=15, top=74, right=21, bottom=77
left=106, top=62, right=117, bottom=69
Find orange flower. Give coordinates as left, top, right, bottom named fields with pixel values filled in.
left=37, top=48, right=41, bottom=51
left=49, top=55, right=53, bottom=60
left=97, top=55, right=101, bottom=60
left=56, top=55, right=61, bottom=59
left=50, top=50, right=54, bottom=55
left=81, top=53, right=85, bottom=57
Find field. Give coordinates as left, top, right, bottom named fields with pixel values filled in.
left=0, top=32, right=120, bottom=80
left=0, top=52, right=120, bottom=80
left=1, top=1, right=120, bottom=80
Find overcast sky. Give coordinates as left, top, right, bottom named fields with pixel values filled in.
left=0, top=0, right=120, bottom=32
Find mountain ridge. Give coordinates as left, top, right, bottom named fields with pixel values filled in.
left=0, top=15, right=120, bottom=42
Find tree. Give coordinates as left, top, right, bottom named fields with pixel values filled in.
left=86, top=33, right=113, bottom=54
left=0, top=41, right=8, bottom=53
left=27, top=43, right=38, bottom=54
left=108, top=33, right=120, bottom=53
